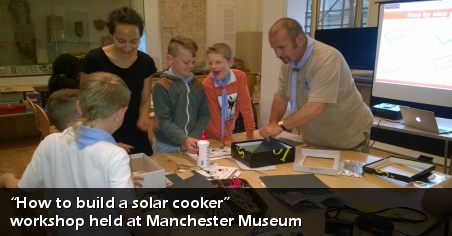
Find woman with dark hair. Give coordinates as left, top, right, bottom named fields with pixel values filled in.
left=48, top=53, right=80, bottom=96
left=81, top=7, right=156, bottom=156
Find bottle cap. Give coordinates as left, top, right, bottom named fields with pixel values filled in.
left=200, top=131, right=207, bottom=140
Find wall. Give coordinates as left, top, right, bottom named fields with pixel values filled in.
left=143, top=0, right=163, bottom=70
left=207, top=0, right=263, bottom=64
left=287, top=0, right=307, bottom=28
left=366, top=0, right=380, bottom=27
left=367, top=0, right=396, bottom=27
left=143, top=0, right=263, bottom=71
left=259, top=0, right=287, bottom=127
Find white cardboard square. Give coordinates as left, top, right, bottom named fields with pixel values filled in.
left=130, top=153, right=165, bottom=188
left=293, top=149, right=341, bottom=176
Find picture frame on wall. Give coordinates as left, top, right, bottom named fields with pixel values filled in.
left=66, top=10, right=88, bottom=42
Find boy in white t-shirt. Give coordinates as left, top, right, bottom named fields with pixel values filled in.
left=0, top=72, right=169, bottom=236
left=1, top=72, right=132, bottom=189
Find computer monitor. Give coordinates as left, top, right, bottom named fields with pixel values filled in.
left=314, top=27, right=378, bottom=70
left=371, top=0, right=452, bottom=119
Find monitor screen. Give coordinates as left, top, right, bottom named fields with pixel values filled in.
left=314, top=27, right=378, bottom=70
left=372, top=0, right=452, bottom=112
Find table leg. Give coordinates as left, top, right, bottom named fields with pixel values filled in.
left=445, top=141, right=450, bottom=175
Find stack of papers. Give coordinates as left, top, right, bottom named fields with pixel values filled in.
left=196, top=165, right=241, bottom=180
left=188, top=147, right=231, bottom=161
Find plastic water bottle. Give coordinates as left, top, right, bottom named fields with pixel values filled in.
left=197, top=131, right=209, bottom=168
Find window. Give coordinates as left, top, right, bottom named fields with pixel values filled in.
left=304, top=0, right=369, bottom=35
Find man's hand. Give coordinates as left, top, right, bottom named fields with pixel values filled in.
left=184, top=137, right=198, bottom=154
left=259, top=124, right=283, bottom=141
left=118, top=142, right=134, bottom=153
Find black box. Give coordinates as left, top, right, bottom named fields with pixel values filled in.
left=372, top=103, right=402, bottom=120
left=231, top=139, right=295, bottom=168
left=363, top=156, right=435, bottom=182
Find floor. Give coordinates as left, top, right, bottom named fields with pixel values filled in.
left=0, top=136, right=449, bottom=236
left=0, top=136, right=41, bottom=178
left=0, top=136, right=43, bottom=236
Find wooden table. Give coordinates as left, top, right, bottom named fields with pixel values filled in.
left=145, top=131, right=448, bottom=236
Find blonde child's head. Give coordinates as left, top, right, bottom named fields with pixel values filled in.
left=206, top=43, right=234, bottom=81
left=166, top=36, right=198, bottom=79
left=78, top=72, right=130, bottom=126
left=207, top=43, right=233, bottom=61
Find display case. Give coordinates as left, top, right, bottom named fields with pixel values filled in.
left=0, top=0, right=144, bottom=77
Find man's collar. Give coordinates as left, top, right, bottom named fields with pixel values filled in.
left=293, top=36, right=315, bottom=67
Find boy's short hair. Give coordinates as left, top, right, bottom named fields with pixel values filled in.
left=207, top=43, right=233, bottom=61
left=47, top=89, right=80, bottom=131
left=167, top=36, right=198, bottom=57
left=79, top=72, right=131, bottom=123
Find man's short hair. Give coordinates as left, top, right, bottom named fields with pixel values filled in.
left=47, top=89, right=80, bottom=131
left=167, top=36, right=198, bottom=57
left=269, top=17, right=305, bottom=47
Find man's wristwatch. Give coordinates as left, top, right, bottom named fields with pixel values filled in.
left=278, top=120, right=288, bottom=131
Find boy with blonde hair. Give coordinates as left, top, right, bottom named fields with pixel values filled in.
left=0, top=72, right=142, bottom=235
left=1, top=72, right=131, bottom=189
left=152, top=36, right=210, bottom=154
left=203, top=43, right=255, bottom=146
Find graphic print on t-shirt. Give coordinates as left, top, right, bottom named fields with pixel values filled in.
left=217, top=92, right=237, bottom=121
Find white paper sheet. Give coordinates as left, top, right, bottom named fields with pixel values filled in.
left=187, top=147, right=231, bottom=161
left=196, top=165, right=241, bottom=180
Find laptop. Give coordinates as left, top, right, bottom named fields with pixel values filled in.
left=399, top=106, right=452, bottom=134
